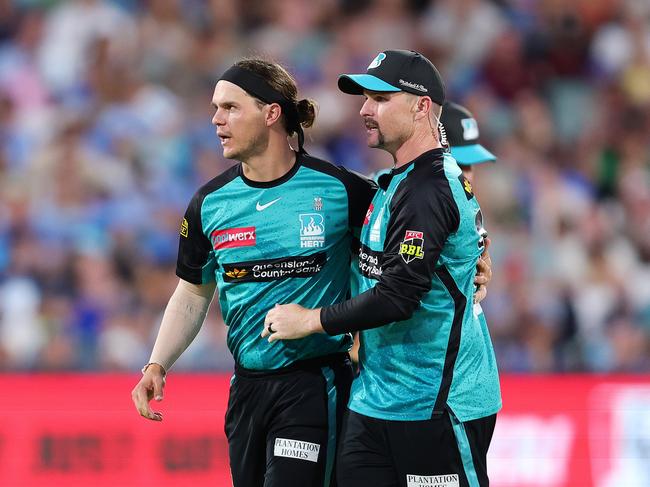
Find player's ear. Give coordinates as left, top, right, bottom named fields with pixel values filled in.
left=265, top=103, right=283, bottom=127
left=413, top=96, right=431, bottom=120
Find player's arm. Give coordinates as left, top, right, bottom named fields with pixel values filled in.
left=132, top=189, right=217, bottom=420
left=264, top=168, right=459, bottom=339
left=131, top=279, right=216, bottom=421
left=323, top=169, right=458, bottom=332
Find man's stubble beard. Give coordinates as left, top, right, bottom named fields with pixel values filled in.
left=226, top=130, right=268, bottom=162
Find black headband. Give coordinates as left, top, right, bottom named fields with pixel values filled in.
left=219, top=65, right=306, bottom=153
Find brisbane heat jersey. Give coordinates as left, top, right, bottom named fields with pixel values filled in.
left=322, top=148, right=501, bottom=422
left=176, top=152, right=376, bottom=370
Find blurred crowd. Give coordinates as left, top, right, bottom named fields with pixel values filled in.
left=0, top=0, right=649, bottom=373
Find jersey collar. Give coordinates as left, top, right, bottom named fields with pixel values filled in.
left=378, top=148, right=445, bottom=189
left=239, top=151, right=303, bottom=188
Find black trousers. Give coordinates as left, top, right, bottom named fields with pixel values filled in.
left=225, top=353, right=353, bottom=487
left=337, top=409, right=497, bottom=487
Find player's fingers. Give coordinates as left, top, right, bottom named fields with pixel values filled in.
left=131, top=383, right=147, bottom=409
left=484, top=257, right=493, bottom=281
left=482, top=237, right=491, bottom=254
left=474, top=284, right=487, bottom=304
left=261, top=317, right=276, bottom=338
left=478, top=250, right=492, bottom=273
left=264, top=308, right=276, bottom=326
left=142, top=408, right=163, bottom=421
left=153, top=376, right=165, bottom=402
left=482, top=250, right=492, bottom=269
left=475, top=257, right=487, bottom=275
left=132, top=384, right=158, bottom=420
left=474, top=273, right=488, bottom=286
left=138, top=400, right=163, bottom=421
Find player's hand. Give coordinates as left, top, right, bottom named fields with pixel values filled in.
left=474, top=237, right=492, bottom=304
left=131, top=364, right=166, bottom=421
left=262, top=304, right=323, bottom=343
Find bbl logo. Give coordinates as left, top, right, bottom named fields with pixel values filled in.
left=313, top=197, right=322, bottom=211
left=399, top=230, right=425, bottom=263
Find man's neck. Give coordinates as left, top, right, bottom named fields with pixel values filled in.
left=241, top=140, right=297, bottom=182
left=392, top=131, right=441, bottom=168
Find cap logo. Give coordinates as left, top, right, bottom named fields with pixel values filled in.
left=368, top=52, right=386, bottom=69
left=398, top=79, right=427, bottom=93
left=461, top=118, right=479, bottom=140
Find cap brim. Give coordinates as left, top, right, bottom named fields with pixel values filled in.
left=450, top=144, right=496, bottom=165
left=338, top=74, right=401, bottom=95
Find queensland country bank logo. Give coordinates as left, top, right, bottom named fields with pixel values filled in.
left=210, top=227, right=256, bottom=250
left=399, top=230, right=424, bottom=263
left=299, top=213, right=325, bottom=248
left=224, top=267, right=249, bottom=280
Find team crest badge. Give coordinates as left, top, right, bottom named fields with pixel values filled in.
left=368, top=52, right=386, bottom=69
left=399, top=230, right=425, bottom=263
left=299, top=213, right=325, bottom=248
left=461, top=117, right=479, bottom=140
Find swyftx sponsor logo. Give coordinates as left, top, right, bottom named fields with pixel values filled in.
left=222, top=252, right=327, bottom=282
left=406, top=474, right=459, bottom=487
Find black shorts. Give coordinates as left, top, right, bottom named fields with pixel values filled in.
left=337, top=409, right=497, bottom=487
left=225, top=353, right=353, bottom=487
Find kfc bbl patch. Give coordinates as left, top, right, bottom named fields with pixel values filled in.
left=399, top=230, right=425, bottom=263
left=458, top=174, right=474, bottom=200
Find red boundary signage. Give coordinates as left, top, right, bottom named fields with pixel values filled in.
left=0, top=374, right=648, bottom=486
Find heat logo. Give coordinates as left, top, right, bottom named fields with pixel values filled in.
left=299, top=214, right=325, bottom=248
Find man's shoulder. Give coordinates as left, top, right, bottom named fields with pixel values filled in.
left=192, top=163, right=241, bottom=201
left=401, top=151, right=451, bottom=192
left=301, top=155, right=372, bottom=182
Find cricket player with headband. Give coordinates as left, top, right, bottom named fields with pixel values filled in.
left=132, top=58, right=376, bottom=487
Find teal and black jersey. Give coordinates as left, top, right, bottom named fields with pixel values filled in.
left=177, top=152, right=376, bottom=370
left=322, top=148, right=501, bottom=422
